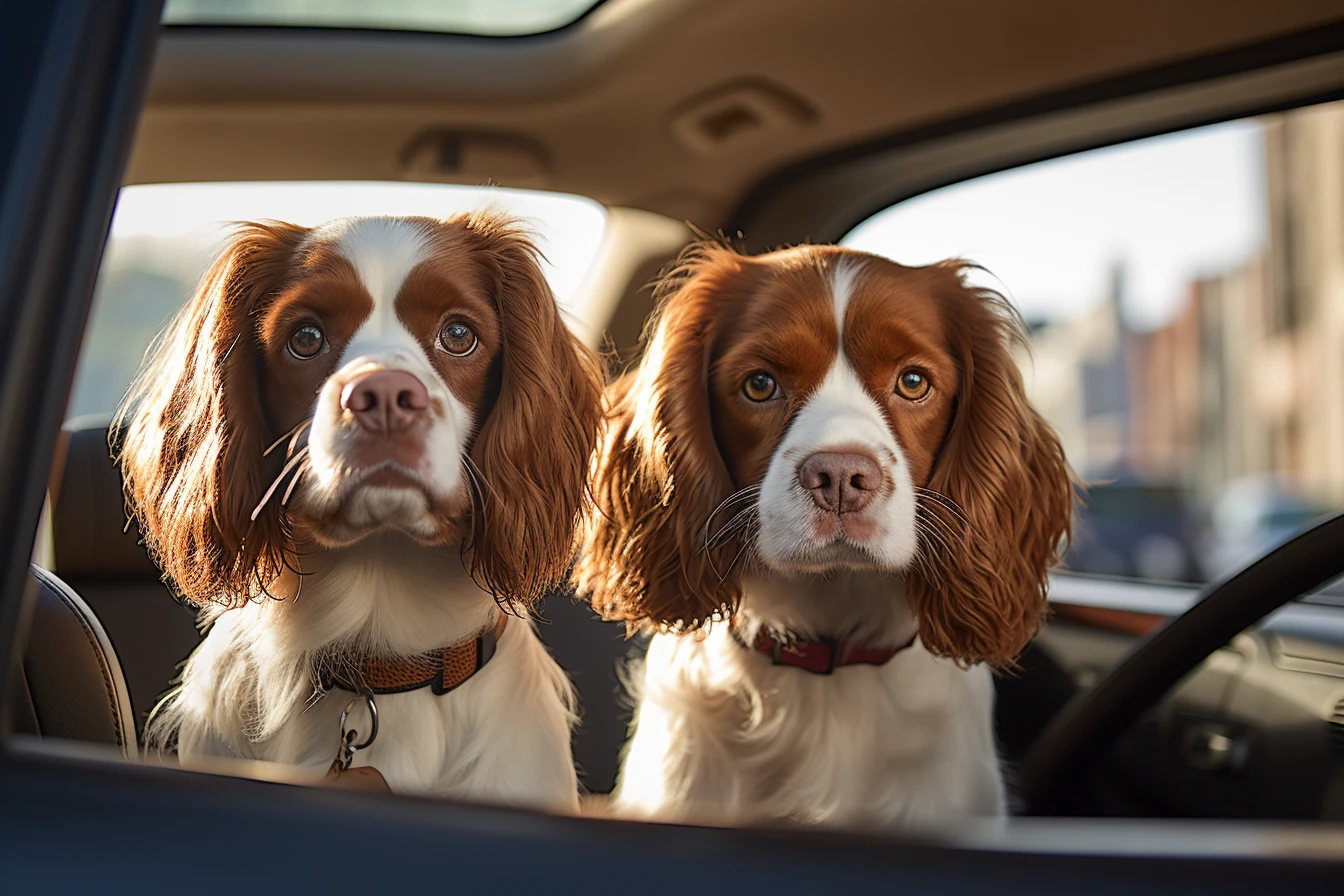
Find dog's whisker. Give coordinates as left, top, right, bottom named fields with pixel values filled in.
left=462, top=457, right=491, bottom=510
left=710, top=514, right=760, bottom=582
left=915, top=493, right=967, bottom=532
left=286, top=419, right=314, bottom=459
left=701, top=485, right=761, bottom=547
left=917, top=527, right=951, bottom=560
left=280, top=458, right=312, bottom=506
left=709, top=520, right=755, bottom=552
left=927, top=515, right=967, bottom=552
left=462, top=461, right=488, bottom=525
left=463, top=456, right=501, bottom=506
left=916, top=507, right=960, bottom=535
left=706, top=547, right=723, bottom=580
left=251, top=446, right=311, bottom=521
left=915, top=509, right=959, bottom=560
left=914, top=497, right=964, bottom=526
left=703, top=505, right=760, bottom=553
left=916, top=500, right=959, bottom=529
left=719, top=524, right=759, bottom=582
left=263, top=417, right=314, bottom=458
left=709, top=506, right=755, bottom=538
left=913, top=488, right=969, bottom=525
left=912, top=486, right=958, bottom=505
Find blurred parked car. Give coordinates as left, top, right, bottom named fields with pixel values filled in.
left=1199, top=475, right=1328, bottom=581
left=1067, top=480, right=1203, bottom=582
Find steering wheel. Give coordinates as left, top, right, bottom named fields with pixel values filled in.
left=1018, top=510, right=1344, bottom=815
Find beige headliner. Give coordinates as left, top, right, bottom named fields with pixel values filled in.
left=130, top=0, right=1344, bottom=230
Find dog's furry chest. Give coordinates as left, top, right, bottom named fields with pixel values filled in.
left=152, top=605, right=579, bottom=812
left=615, top=628, right=1006, bottom=828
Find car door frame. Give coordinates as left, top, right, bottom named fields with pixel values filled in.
left=0, top=0, right=164, bottom=729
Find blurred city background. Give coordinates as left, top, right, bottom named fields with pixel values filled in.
left=75, top=100, right=1344, bottom=586
left=848, top=99, right=1344, bottom=585
left=1028, top=101, right=1342, bottom=584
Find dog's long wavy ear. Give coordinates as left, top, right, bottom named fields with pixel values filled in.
left=573, top=241, right=744, bottom=633
left=463, top=214, right=604, bottom=607
left=907, top=263, right=1074, bottom=669
left=115, top=222, right=307, bottom=607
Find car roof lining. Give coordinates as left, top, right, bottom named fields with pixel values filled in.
left=130, top=1, right=1344, bottom=223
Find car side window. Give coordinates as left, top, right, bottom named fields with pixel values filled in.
left=844, top=100, right=1344, bottom=586
left=69, top=181, right=605, bottom=422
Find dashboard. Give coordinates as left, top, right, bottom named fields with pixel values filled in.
left=1026, top=575, right=1344, bottom=821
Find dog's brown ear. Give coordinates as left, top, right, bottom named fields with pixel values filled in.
left=573, top=242, right=746, bottom=632
left=907, top=263, right=1074, bottom=669
left=116, top=222, right=308, bottom=606
left=463, top=213, right=604, bottom=607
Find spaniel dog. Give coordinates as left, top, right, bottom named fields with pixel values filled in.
left=574, top=242, right=1072, bottom=828
left=119, top=213, right=601, bottom=810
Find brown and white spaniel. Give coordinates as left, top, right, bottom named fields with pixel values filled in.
left=119, top=213, right=601, bottom=809
left=574, top=241, right=1072, bottom=827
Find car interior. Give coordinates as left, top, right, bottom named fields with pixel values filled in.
left=8, top=0, right=1344, bottom=878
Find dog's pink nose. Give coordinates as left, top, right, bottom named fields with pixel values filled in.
left=798, top=451, right=882, bottom=513
left=340, top=370, right=430, bottom=434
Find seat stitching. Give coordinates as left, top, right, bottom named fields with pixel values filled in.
left=40, top=573, right=125, bottom=750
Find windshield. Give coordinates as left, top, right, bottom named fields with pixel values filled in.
left=845, top=102, right=1344, bottom=585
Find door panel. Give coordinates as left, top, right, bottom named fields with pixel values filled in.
left=0, top=0, right=163, bottom=725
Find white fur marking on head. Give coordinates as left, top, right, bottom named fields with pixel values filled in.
left=296, top=216, right=472, bottom=539
left=330, top=216, right=432, bottom=319
left=829, top=258, right=862, bottom=341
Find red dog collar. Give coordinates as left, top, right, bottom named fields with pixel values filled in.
left=730, top=618, right=918, bottom=674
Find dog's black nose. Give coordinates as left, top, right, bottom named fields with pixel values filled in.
left=798, top=451, right=882, bottom=513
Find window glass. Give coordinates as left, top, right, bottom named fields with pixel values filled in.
left=162, top=0, right=603, bottom=37
left=844, top=100, right=1344, bottom=584
left=72, top=181, right=605, bottom=421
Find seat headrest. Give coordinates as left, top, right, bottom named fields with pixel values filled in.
left=51, top=417, right=161, bottom=581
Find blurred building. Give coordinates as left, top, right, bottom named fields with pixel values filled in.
left=1026, top=100, right=1344, bottom=511
left=1260, top=103, right=1344, bottom=505
left=1129, top=259, right=1272, bottom=501
left=1018, top=264, right=1135, bottom=481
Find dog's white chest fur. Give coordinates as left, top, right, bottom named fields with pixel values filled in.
left=615, top=623, right=1005, bottom=828
left=147, top=544, right=579, bottom=812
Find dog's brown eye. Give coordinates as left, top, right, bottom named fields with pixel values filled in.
left=287, top=324, right=325, bottom=360
left=743, top=371, right=778, bottom=402
left=438, top=321, right=478, bottom=357
left=895, top=370, right=930, bottom=401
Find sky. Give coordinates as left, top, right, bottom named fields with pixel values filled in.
left=843, top=120, right=1267, bottom=331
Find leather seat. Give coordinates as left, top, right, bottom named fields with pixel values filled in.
left=47, top=417, right=635, bottom=791
left=10, top=565, right=137, bottom=755
left=48, top=416, right=201, bottom=738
